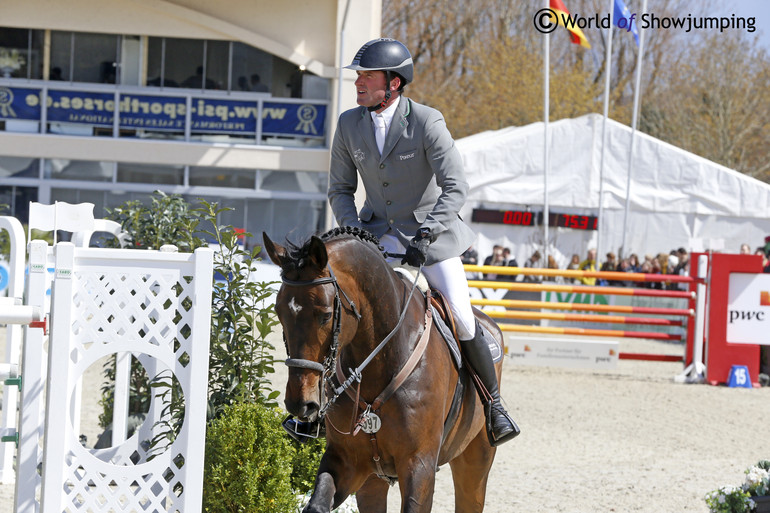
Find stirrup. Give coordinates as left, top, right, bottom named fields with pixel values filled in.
left=484, top=402, right=520, bottom=447
left=281, top=415, right=322, bottom=443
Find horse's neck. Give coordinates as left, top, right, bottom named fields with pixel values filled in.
left=340, top=261, right=421, bottom=382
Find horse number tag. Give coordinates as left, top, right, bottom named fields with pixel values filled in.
left=360, top=412, right=382, bottom=434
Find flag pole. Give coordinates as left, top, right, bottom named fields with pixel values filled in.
left=543, top=0, right=550, bottom=266
left=596, top=0, right=615, bottom=267
left=619, top=0, right=646, bottom=259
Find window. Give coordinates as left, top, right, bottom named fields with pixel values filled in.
left=50, top=31, right=120, bottom=84
left=0, top=27, right=43, bottom=79
left=46, top=159, right=113, bottom=181
left=116, top=162, right=184, bottom=185
left=189, top=166, right=256, bottom=189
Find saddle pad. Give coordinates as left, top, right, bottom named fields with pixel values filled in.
left=431, top=311, right=504, bottom=365
left=431, top=305, right=462, bottom=369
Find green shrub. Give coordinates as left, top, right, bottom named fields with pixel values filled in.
left=203, top=402, right=298, bottom=513
left=290, top=436, right=325, bottom=494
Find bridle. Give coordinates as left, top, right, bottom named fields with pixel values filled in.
left=281, top=262, right=422, bottom=423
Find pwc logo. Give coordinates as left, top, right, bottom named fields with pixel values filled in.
left=728, top=291, right=770, bottom=323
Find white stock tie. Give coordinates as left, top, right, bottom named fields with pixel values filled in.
left=374, top=114, right=386, bottom=155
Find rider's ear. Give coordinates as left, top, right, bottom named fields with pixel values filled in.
left=307, top=236, right=328, bottom=269
left=263, top=232, right=289, bottom=267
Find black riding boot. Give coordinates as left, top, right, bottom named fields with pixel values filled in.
left=461, top=321, right=520, bottom=447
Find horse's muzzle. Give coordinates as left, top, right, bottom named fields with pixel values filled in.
left=284, top=399, right=320, bottom=422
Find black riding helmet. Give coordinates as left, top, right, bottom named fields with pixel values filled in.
left=346, top=38, right=413, bottom=110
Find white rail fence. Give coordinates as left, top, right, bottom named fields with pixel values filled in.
left=0, top=208, right=214, bottom=512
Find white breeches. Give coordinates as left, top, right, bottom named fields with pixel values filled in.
left=379, top=234, right=476, bottom=340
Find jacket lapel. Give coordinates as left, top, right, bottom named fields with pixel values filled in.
left=380, top=97, right=410, bottom=163
left=357, top=107, right=378, bottom=157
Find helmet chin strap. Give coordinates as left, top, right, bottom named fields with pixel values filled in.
left=367, top=71, right=393, bottom=112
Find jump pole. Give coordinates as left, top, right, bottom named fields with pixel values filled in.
left=472, top=298, right=694, bottom=317
left=467, top=280, right=695, bottom=300
left=484, top=309, right=683, bottom=326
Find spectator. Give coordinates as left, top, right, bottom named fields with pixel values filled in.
left=250, top=73, right=269, bottom=92
left=756, top=247, right=769, bottom=271
left=500, top=247, right=519, bottom=282
left=740, top=243, right=752, bottom=254
left=483, top=245, right=505, bottom=280
left=672, top=247, right=690, bottom=290
left=578, top=249, right=597, bottom=285
left=598, top=252, right=617, bottom=286
left=462, top=245, right=480, bottom=280
left=522, top=250, right=542, bottom=282
left=627, top=253, right=641, bottom=273
left=566, top=253, right=581, bottom=284
left=461, top=245, right=478, bottom=266
left=617, top=258, right=635, bottom=287
left=600, top=252, right=617, bottom=272
left=546, top=254, right=565, bottom=284
left=182, top=66, right=217, bottom=89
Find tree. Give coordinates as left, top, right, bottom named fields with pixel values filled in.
left=381, top=0, right=770, bottom=183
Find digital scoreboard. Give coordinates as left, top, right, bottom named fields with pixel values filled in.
left=471, top=209, right=598, bottom=231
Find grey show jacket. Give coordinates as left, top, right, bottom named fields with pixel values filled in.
left=328, top=97, right=475, bottom=265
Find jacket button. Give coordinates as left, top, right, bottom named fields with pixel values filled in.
left=379, top=164, right=385, bottom=169
left=383, top=182, right=389, bottom=187
left=386, top=200, right=392, bottom=205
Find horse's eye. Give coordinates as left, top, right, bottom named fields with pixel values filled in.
left=318, top=312, right=332, bottom=326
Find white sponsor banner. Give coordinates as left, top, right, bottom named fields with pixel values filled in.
left=726, top=273, right=770, bottom=345
left=506, top=335, right=619, bottom=370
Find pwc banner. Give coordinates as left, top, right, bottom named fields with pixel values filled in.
left=727, top=273, right=770, bottom=345
left=0, top=86, right=326, bottom=138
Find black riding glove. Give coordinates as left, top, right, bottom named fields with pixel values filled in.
left=402, top=228, right=432, bottom=267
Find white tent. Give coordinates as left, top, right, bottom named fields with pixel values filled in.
left=456, top=113, right=770, bottom=268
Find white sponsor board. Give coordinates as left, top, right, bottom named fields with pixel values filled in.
left=506, top=335, right=619, bottom=370
left=727, top=273, right=770, bottom=345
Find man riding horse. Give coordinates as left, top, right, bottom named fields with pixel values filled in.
left=326, top=38, right=519, bottom=447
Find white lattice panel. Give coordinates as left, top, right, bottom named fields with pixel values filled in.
left=40, top=244, right=213, bottom=513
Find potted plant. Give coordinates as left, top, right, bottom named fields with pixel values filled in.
left=706, top=460, right=770, bottom=513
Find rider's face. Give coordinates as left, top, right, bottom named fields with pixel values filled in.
left=354, top=70, right=393, bottom=109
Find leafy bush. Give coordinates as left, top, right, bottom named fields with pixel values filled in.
left=203, top=402, right=297, bottom=513
left=291, top=436, right=325, bottom=494
left=98, top=192, right=280, bottom=432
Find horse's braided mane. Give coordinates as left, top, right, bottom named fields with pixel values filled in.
left=320, top=226, right=381, bottom=247
left=284, top=226, right=382, bottom=271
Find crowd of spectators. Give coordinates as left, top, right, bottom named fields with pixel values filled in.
left=463, top=237, right=770, bottom=288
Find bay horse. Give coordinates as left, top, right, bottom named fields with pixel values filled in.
left=263, top=227, right=507, bottom=513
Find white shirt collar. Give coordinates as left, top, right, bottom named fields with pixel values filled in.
left=370, top=95, right=400, bottom=129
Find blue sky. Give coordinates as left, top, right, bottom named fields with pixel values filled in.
left=713, top=0, right=770, bottom=51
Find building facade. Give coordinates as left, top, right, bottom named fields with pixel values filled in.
left=0, top=0, right=380, bottom=247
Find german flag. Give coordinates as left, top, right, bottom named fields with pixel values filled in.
left=549, top=0, right=591, bottom=48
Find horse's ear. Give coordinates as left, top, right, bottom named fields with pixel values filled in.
left=307, top=236, right=328, bottom=270
left=263, top=232, right=289, bottom=267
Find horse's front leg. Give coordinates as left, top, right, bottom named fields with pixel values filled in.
left=397, top=453, right=439, bottom=513
left=304, top=451, right=362, bottom=513
left=303, top=469, right=335, bottom=513
left=355, top=474, right=390, bottom=513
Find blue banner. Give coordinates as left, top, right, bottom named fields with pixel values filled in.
left=0, top=86, right=42, bottom=120
left=262, top=102, right=326, bottom=138
left=47, top=89, right=115, bottom=127
left=0, top=86, right=326, bottom=137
